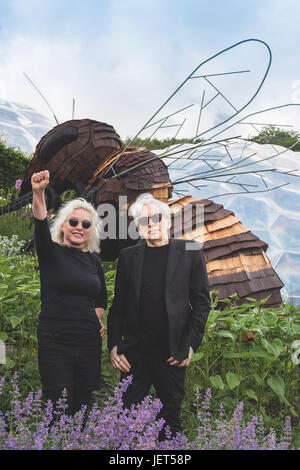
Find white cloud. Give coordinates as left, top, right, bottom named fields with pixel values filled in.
left=0, top=0, right=299, bottom=145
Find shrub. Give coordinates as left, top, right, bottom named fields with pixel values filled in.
left=0, top=374, right=296, bottom=450
left=0, top=139, right=31, bottom=191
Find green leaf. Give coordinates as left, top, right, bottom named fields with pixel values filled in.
left=261, top=311, right=278, bottom=327
left=9, top=315, right=25, bottom=329
left=226, top=372, right=240, bottom=390
left=193, top=383, right=204, bottom=391
left=217, top=330, right=235, bottom=341
left=259, top=406, right=266, bottom=416
left=209, top=375, right=224, bottom=390
left=218, top=316, right=235, bottom=325
left=246, top=389, right=258, bottom=401
left=190, top=351, right=204, bottom=363
left=206, top=311, right=221, bottom=322
left=1, top=296, right=18, bottom=303
left=261, top=338, right=283, bottom=357
left=288, top=405, right=297, bottom=417
left=0, top=332, right=8, bottom=342
left=253, top=374, right=264, bottom=386
left=267, top=376, right=285, bottom=398
left=223, top=351, right=246, bottom=359
left=4, top=357, right=15, bottom=369
left=248, top=346, right=272, bottom=359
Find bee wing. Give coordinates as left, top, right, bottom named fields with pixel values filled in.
left=106, top=38, right=272, bottom=176
left=167, top=103, right=300, bottom=198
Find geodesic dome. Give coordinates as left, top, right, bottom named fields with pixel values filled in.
left=165, top=141, right=300, bottom=305
left=0, top=100, right=53, bottom=154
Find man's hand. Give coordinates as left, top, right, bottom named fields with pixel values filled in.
left=167, top=346, right=194, bottom=367
left=110, top=345, right=131, bottom=373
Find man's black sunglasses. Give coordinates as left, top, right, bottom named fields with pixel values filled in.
left=68, top=218, right=91, bottom=229
left=138, top=213, right=163, bottom=226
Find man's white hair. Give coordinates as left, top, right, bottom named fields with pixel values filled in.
left=129, top=193, right=171, bottom=226
left=50, top=198, right=102, bottom=253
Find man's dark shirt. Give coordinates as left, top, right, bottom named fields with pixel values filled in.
left=139, top=243, right=170, bottom=354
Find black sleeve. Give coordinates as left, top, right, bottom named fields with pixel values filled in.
left=34, top=216, right=54, bottom=262
left=94, top=257, right=108, bottom=310
left=107, top=250, right=127, bottom=352
left=189, top=248, right=211, bottom=352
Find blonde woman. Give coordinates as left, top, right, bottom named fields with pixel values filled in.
left=32, top=170, right=107, bottom=416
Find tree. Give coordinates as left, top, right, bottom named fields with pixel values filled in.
left=121, top=137, right=202, bottom=151
left=249, top=126, right=300, bottom=151
left=0, top=138, right=31, bottom=191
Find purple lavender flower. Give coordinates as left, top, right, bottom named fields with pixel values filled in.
left=0, top=376, right=296, bottom=451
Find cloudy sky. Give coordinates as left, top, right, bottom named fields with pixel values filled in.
left=0, top=0, right=299, bottom=140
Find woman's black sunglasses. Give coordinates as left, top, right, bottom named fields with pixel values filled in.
left=68, top=218, right=91, bottom=229
left=138, top=213, right=163, bottom=226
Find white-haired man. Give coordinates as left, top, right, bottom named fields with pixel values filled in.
left=107, top=193, right=211, bottom=437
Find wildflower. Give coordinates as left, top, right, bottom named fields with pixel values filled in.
left=15, top=180, right=22, bottom=191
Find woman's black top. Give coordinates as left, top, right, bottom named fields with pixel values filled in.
left=34, top=216, right=107, bottom=344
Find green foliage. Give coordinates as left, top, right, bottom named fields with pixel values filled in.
left=0, top=186, right=36, bottom=240
left=0, top=138, right=31, bottom=191
left=0, top=239, right=41, bottom=398
left=0, top=232, right=299, bottom=432
left=0, top=202, right=35, bottom=240
left=249, top=126, right=300, bottom=151
left=186, top=291, right=300, bottom=421
left=121, top=137, right=202, bottom=151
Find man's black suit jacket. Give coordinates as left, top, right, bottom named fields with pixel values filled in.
left=107, top=237, right=211, bottom=361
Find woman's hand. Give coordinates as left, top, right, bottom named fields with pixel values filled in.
left=95, top=308, right=105, bottom=339
left=32, top=171, right=49, bottom=220
left=110, top=345, right=131, bottom=373
left=99, top=320, right=105, bottom=339
left=31, top=170, right=50, bottom=193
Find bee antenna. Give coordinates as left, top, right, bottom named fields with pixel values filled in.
left=72, top=98, right=75, bottom=119
left=23, top=72, right=59, bottom=125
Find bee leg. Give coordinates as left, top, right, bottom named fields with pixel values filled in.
left=74, top=180, right=86, bottom=196
left=45, top=186, right=62, bottom=211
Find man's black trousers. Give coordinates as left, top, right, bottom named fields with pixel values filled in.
left=121, top=346, right=186, bottom=437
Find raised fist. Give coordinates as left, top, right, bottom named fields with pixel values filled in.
left=31, top=171, right=50, bottom=192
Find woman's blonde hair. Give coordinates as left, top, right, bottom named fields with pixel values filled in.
left=50, top=198, right=102, bottom=253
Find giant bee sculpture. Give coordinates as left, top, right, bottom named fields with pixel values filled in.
left=2, top=39, right=299, bottom=307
